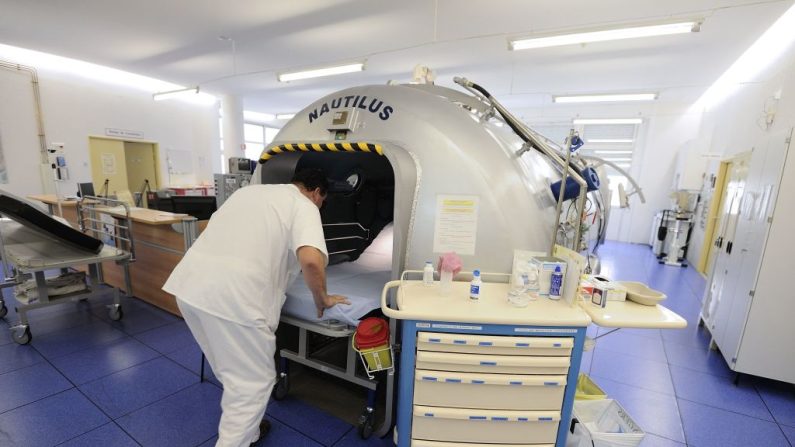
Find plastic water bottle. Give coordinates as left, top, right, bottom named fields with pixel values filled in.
left=423, top=262, right=434, bottom=286
left=470, top=270, right=482, bottom=301
left=549, top=265, right=563, bottom=300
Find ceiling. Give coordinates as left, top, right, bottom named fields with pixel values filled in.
left=0, top=0, right=791, bottom=120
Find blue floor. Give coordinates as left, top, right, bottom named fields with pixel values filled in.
left=585, top=242, right=795, bottom=447
left=0, top=241, right=793, bottom=446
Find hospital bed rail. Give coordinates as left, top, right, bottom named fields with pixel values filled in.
left=76, top=196, right=137, bottom=297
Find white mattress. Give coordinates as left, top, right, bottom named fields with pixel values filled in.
left=282, top=224, right=393, bottom=327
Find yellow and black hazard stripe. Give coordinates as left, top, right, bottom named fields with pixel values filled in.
left=258, top=142, right=384, bottom=163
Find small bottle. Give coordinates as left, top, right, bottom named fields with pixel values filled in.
left=423, top=261, right=434, bottom=286
left=549, top=266, right=563, bottom=300
left=470, top=270, right=482, bottom=301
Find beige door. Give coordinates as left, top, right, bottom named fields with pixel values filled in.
left=89, top=137, right=160, bottom=205
left=124, top=142, right=160, bottom=205
left=88, top=137, right=128, bottom=197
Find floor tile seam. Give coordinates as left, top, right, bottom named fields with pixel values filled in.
left=264, top=408, right=345, bottom=447
left=675, top=396, right=778, bottom=423
left=591, top=343, right=669, bottom=364
left=74, top=354, right=167, bottom=388
left=664, top=361, right=736, bottom=381
left=588, top=372, right=676, bottom=397
left=100, top=375, right=212, bottom=420
left=51, top=420, right=143, bottom=447
left=754, top=379, right=795, bottom=436
left=160, top=350, right=216, bottom=382
left=330, top=426, right=355, bottom=446
left=0, top=355, right=46, bottom=377
left=779, top=422, right=795, bottom=447
left=38, top=334, right=153, bottom=370
left=594, top=326, right=664, bottom=341
left=115, top=319, right=175, bottom=338
left=6, top=312, right=99, bottom=338
left=659, top=336, right=712, bottom=351
left=130, top=338, right=193, bottom=356
left=194, top=434, right=218, bottom=447
left=29, top=338, right=133, bottom=431
left=33, top=329, right=133, bottom=361
left=329, top=424, right=355, bottom=446
left=0, top=386, right=76, bottom=417
left=662, top=339, right=689, bottom=446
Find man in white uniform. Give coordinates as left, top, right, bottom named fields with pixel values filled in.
left=163, top=169, right=350, bottom=446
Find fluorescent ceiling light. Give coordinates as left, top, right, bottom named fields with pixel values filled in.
left=616, top=163, right=632, bottom=168
left=602, top=157, right=633, bottom=162
left=695, top=2, right=795, bottom=109
left=510, top=21, right=700, bottom=50
left=153, top=87, right=199, bottom=101
left=278, top=62, right=364, bottom=82
left=0, top=44, right=216, bottom=105
left=244, top=111, right=275, bottom=122
left=554, top=93, right=656, bottom=103
left=573, top=118, right=643, bottom=125
left=595, top=150, right=634, bottom=154
left=276, top=113, right=296, bottom=120
left=588, top=139, right=634, bottom=143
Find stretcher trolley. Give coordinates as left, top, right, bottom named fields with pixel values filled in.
left=0, top=195, right=133, bottom=344
left=272, top=221, right=397, bottom=440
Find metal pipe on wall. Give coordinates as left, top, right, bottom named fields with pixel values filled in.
left=0, top=59, right=48, bottom=163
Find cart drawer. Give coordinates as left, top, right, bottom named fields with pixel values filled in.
left=416, top=351, right=570, bottom=375
left=412, top=405, right=560, bottom=444
left=414, top=370, right=566, bottom=410
left=418, top=332, right=572, bottom=356
left=411, top=440, right=553, bottom=447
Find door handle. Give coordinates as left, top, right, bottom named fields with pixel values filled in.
left=726, top=241, right=733, bottom=254
left=715, top=237, right=723, bottom=248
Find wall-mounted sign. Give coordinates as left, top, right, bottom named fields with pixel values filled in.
left=432, top=194, right=479, bottom=255
left=105, top=128, right=144, bottom=139
left=101, top=153, right=117, bottom=175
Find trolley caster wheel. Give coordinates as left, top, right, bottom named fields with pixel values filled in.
left=0, top=302, right=7, bottom=319
left=12, top=327, right=32, bottom=345
left=357, top=409, right=374, bottom=440
left=271, top=373, right=289, bottom=401
left=108, top=305, right=123, bottom=322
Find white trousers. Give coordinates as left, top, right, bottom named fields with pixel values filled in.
left=177, top=298, right=277, bottom=447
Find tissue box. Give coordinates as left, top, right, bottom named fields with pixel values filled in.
left=587, top=276, right=627, bottom=302
left=532, top=256, right=567, bottom=296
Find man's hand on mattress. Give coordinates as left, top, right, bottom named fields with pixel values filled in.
left=317, top=294, right=351, bottom=318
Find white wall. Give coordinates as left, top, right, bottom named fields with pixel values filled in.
left=684, top=42, right=795, bottom=269
left=620, top=106, right=703, bottom=244
left=0, top=63, right=219, bottom=198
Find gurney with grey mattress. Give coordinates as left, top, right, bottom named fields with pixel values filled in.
left=270, top=223, right=394, bottom=439
left=281, top=223, right=393, bottom=327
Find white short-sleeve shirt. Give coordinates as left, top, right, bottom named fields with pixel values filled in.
left=163, top=184, right=328, bottom=328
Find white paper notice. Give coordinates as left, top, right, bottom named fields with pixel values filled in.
left=433, top=195, right=479, bottom=255
left=101, top=153, right=117, bottom=175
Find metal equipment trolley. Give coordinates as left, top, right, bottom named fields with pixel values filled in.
left=0, top=199, right=133, bottom=344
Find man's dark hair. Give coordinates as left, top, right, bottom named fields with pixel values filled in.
left=291, top=168, right=329, bottom=196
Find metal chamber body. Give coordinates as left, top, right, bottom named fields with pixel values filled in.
left=254, top=83, right=561, bottom=275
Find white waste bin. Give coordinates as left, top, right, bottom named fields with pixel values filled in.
left=567, top=399, right=644, bottom=447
